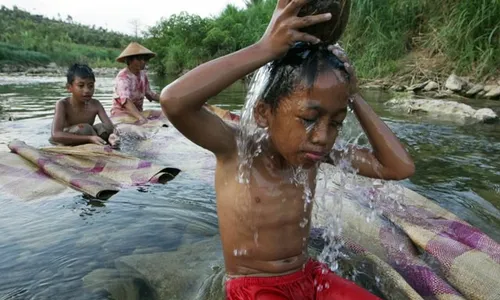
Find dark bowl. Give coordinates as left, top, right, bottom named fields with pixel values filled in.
left=298, top=0, right=351, bottom=44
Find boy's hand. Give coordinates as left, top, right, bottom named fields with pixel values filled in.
left=89, top=135, right=107, bottom=145
left=260, top=0, right=332, bottom=58
left=108, top=133, right=120, bottom=149
left=328, top=44, right=359, bottom=96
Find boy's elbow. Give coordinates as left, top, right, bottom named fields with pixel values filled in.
left=160, top=87, right=182, bottom=118
left=50, top=132, right=63, bottom=143
left=390, top=161, right=415, bottom=180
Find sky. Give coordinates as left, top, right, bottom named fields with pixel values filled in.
left=0, top=0, right=247, bottom=35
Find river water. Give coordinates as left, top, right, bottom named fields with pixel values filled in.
left=0, top=74, right=499, bottom=299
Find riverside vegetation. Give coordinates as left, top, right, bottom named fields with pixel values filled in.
left=2, top=1, right=499, bottom=99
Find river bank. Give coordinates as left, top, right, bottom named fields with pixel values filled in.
left=3, top=63, right=499, bottom=99
left=0, top=63, right=121, bottom=78
left=359, top=74, right=500, bottom=101
left=1, top=65, right=499, bottom=125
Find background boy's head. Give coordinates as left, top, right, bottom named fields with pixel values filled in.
left=66, top=63, right=95, bottom=101
left=66, top=63, right=95, bottom=85
left=254, top=43, right=351, bottom=168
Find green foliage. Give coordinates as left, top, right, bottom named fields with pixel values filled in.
left=145, top=1, right=275, bottom=76
left=48, top=42, right=121, bottom=66
left=0, top=5, right=133, bottom=67
left=146, top=0, right=499, bottom=79
left=343, top=0, right=500, bottom=78
left=0, top=42, right=51, bottom=65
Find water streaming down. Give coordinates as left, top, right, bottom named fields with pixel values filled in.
left=235, top=65, right=409, bottom=289
left=237, top=65, right=270, bottom=185
left=313, top=110, right=409, bottom=288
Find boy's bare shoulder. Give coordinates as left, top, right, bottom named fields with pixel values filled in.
left=55, top=97, right=69, bottom=109
left=90, top=98, right=103, bottom=105
left=214, top=121, right=240, bottom=162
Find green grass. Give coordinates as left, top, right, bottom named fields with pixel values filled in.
left=0, top=41, right=122, bottom=68
left=0, top=42, right=51, bottom=65
left=48, top=42, right=121, bottom=67
left=342, top=0, right=500, bottom=80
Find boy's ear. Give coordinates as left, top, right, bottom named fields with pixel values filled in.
left=254, top=101, right=270, bottom=128
left=66, top=83, right=72, bottom=92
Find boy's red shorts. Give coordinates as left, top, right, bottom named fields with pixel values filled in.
left=225, top=259, right=380, bottom=300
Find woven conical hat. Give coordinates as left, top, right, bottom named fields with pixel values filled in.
left=116, top=42, right=156, bottom=63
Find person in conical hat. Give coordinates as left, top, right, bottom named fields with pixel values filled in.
left=111, top=42, right=161, bottom=123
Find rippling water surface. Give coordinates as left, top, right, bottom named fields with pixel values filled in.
left=0, top=74, right=498, bottom=299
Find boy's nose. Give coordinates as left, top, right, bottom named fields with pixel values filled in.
left=310, top=122, right=329, bottom=145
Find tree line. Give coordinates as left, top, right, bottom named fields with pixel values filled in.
left=145, top=0, right=500, bottom=80
left=0, top=5, right=135, bottom=67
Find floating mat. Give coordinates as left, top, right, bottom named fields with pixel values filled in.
left=0, top=152, right=75, bottom=200
left=109, top=106, right=237, bottom=140
left=314, top=170, right=500, bottom=300
left=4, top=140, right=180, bottom=200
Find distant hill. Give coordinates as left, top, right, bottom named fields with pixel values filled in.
left=0, top=5, right=138, bottom=68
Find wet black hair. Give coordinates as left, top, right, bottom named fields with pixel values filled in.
left=66, top=63, right=95, bottom=84
left=260, top=42, right=350, bottom=111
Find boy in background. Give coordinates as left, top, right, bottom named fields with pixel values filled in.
left=50, top=63, right=119, bottom=147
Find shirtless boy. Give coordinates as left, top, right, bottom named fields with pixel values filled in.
left=161, top=0, right=415, bottom=299
left=50, top=64, right=119, bottom=146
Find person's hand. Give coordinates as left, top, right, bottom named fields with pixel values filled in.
left=137, top=117, right=148, bottom=125
left=259, top=0, right=332, bottom=59
left=108, top=133, right=120, bottom=149
left=328, top=44, right=359, bottom=96
left=89, top=135, right=107, bottom=145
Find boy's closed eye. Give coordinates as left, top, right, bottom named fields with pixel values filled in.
left=330, top=120, right=343, bottom=128
left=300, top=116, right=317, bottom=124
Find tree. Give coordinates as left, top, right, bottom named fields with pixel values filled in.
left=129, top=19, right=143, bottom=39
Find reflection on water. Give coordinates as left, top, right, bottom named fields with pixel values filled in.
left=0, top=74, right=499, bottom=299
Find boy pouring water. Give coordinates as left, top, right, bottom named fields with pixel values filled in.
left=161, top=1, right=414, bottom=298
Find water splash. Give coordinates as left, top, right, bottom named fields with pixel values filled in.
left=313, top=111, right=408, bottom=282
left=233, top=248, right=248, bottom=257
left=237, top=66, right=270, bottom=184
left=235, top=60, right=409, bottom=288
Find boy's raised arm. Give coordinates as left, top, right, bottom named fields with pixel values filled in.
left=326, top=46, right=415, bottom=180
left=329, top=93, right=415, bottom=180
left=161, top=0, right=332, bottom=157
left=160, top=44, right=275, bottom=157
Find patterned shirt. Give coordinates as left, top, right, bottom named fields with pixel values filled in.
left=111, top=68, right=158, bottom=116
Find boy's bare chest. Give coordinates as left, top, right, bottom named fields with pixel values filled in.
left=65, top=106, right=97, bottom=126
left=216, top=162, right=316, bottom=227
